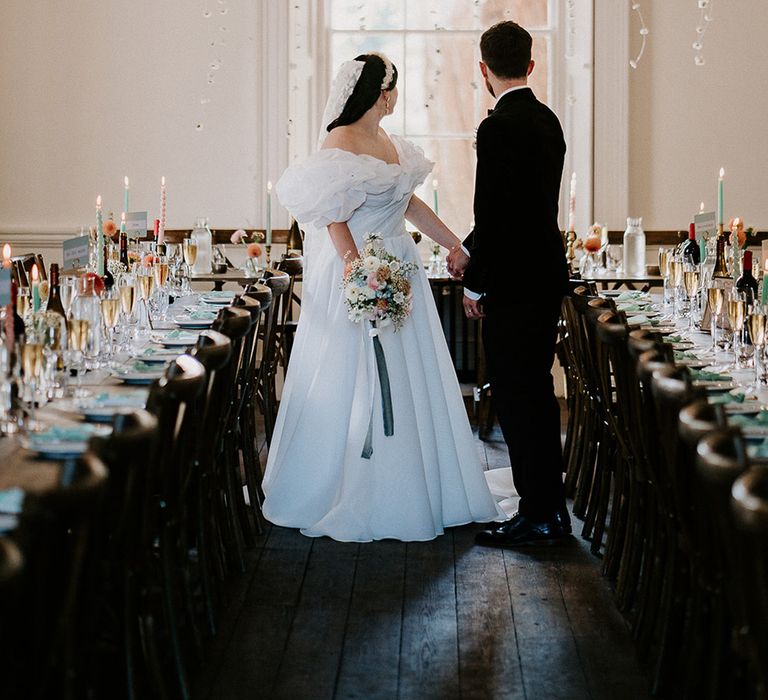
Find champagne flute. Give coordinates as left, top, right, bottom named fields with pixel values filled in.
left=707, top=285, right=725, bottom=355
left=21, top=339, right=44, bottom=430
left=101, top=289, right=120, bottom=359
left=182, top=239, right=198, bottom=293
left=60, top=276, right=76, bottom=316
left=683, top=267, right=700, bottom=333
left=669, top=256, right=684, bottom=317
left=16, top=288, right=30, bottom=319
left=748, top=308, right=767, bottom=388
left=67, top=318, right=89, bottom=397
left=658, top=247, right=671, bottom=305
left=728, top=293, right=748, bottom=369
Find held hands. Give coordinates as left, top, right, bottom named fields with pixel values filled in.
left=446, top=244, right=470, bottom=280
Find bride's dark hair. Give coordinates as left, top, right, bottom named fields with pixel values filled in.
left=326, top=54, right=398, bottom=133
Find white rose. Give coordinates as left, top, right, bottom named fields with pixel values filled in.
left=363, top=256, right=379, bottom=272
left=388, top=260, right=401, bottom=273
left=393, top=291, right=405, bottom=304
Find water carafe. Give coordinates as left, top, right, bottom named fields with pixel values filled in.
left=623, top=217, right=646, bottom=276
left=190, top=217, right=213, bottom=274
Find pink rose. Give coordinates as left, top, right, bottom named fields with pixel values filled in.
left=367, top=273, right=380, bottom=291
left=231, top=229, right=248, bottom=244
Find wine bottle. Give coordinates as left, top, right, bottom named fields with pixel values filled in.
left=287, top=218, right=304, bottom=255
left=47, top=264, right=67, bottom=325
left=736, top=250, right=758, bottom=302
left=102, top=244, right=115, bottom=290
left=682, top=223, right=700, bottom=265
left=119, top=229, right=129, bottom=267
left=712, top=224, right=729, bottom=278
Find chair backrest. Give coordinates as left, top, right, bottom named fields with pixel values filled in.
left=0, top=535, right=23, bottom=586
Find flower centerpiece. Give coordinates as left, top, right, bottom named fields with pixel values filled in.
left=231, top=229, right=265, bottom=273
left=342, top=233, right=418, bottom=331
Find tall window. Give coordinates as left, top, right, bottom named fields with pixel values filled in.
left=288, top=1, right=592, bottom=238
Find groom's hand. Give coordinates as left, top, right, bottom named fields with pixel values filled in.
left=463, top=296, right=485, bottom=320
left=447, top=245, right=470, bottom=279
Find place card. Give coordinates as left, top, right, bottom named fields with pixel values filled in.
left=694, top=211, right=717, bottom=242
left=124, top=211, right=148, bottom=235
left=63, top=235, right=90, bottom=268
left=0, top=268, right=10, bottom=306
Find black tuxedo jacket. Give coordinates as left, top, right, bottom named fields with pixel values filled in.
left=462, top=87, right=568, bottom=308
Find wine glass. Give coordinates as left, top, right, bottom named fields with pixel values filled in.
left=669, top=255, right=684, bottom=318
left=152, top=255, right=170, bottom=321
left=182, top=238, right=198, bottom=292
left=707, top=285, right=725, bottom=356
left=60, top=276, right=76, bottom=316
left=137, top=266, right=155, bottom=335
left=101, top=288, right=121, bottom=359
left=658, top=247, right=671, bottom=305
left=20, top=326, right=44, bottom=430
left=16, top=287, right=30, bottom=319
left=748, top=306, right=767, bottom=390
left=67, top=317, right=89, bottom=397
left=682, top=264, right=700, bottom=334
left=727, top=290, right=749, bottom=370
left=118, top=273, right=138, bottom=351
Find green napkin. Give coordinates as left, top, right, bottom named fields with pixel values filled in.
left=627, top=315, right=651, bottom=326
left=616, top=291, right=647, bottom=301
left=691, top=369, right=732, bottom=382
left=204, top=291, right=234, bottom=298
left=709, top=392, right=746, bottom=405
left=729, top=410, right=768, bottom=428
left=617, top=303, right=650, bottom=313
left=32, top=425, right=101, bottom=442
left=92, top=392, right=147, bottom=407
left=667, top=336, right=684, bottom=343
left=674, top=351, right=700, bottom=362
left=164, top=330, right=195, bottom=339
left=748, top=438, right=768, bottom=458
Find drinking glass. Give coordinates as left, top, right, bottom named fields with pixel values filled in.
left=20, top=326, right=44, bottom=429
left=101, top=288, right=121, bottom=359
left=658, top=247, right=671, bottom=304
left=682, top=264, right=700, bottom=333
left=748, top=306, right=767, bottom=388
left=16, top=288, right=30, bottom=319
left=60, top=276, right=77, bottom=316
left=727, top=290, right=749, bottom=370
left=707, top=285, right=725, bottom=355
left=669, top=255, right=684, bottom=317
left=136, top=266, right=155, bottom=334
left=182, top=239, right=198, bottom=292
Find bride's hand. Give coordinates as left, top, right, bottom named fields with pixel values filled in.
left=447, top=244, right=469, bottom=279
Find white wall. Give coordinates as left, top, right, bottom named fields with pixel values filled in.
left=627, top=1, right=768, bottom=230
left=0, top=0, right=266, bottom=239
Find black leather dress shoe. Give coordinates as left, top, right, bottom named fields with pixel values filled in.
left=475, top=516, right=569, bottom=547
left=555, top=510, right=572, bottom=534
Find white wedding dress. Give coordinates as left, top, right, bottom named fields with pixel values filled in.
left=262, top=134, right=503, bottom=542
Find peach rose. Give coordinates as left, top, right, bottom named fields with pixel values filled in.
left=367, top=272, right=380, bottom=291
left=376, top=299, right=388, bottom=311
left=376, top=265, right=391, bottom=282
left=231, top=229, right=248, bottom=244
left=103, top=219, right=118, bottom=241
left=246, top=242, right=262, bottom=258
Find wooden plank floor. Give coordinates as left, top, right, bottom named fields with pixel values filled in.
left=192, top=420, right=651, bottom=700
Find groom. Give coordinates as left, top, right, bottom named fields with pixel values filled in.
left=448, top=21, right=570, bottom=546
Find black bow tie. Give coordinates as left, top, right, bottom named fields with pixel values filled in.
left=487, top=108, right=494, bottom=116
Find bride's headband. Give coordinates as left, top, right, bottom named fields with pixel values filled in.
left=317, top=53, right=395, bottom=149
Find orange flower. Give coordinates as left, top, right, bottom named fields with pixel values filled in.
left=103, top=219, right=118, bottom=241
left=143, top=254, right=158, bottom=267
left=247, top=242, right=262, bottom=258
left=377, top=299, right=388, bottom=311
left=376, top=266, right=391, bottom=282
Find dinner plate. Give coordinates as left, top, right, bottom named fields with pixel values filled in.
left=73, top=390, right=149, bottom=422
left=200, top=291, right=236, bottom=305
left=111, top=363, right=166, bottom=385
left=131, top=346, right=180, bottom=363
left=723, top=401, right=764, bottom=415
left=20, top=423, right=112, bottom=459
left=735, top=423, right=768, bottom=438
left=675, top=358, right=709, bottom=369
left=173, top=315, right=216, bottom=330
left=692, top=380, right=739, bottom=391
left=670, top=341, right=695, bottom=349
left=150, top=331, right=200, bottom=348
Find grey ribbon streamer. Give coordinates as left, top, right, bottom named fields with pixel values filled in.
left=361, top=325, right=394, bottom=459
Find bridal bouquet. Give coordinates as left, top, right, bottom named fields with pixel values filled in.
left=342, top=233, right=418, bottom=331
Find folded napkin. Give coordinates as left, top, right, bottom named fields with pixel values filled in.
left=674, top=351, right=700, bottom=362
left=748, top=438, right=768, bottom=458
left=31, top=425, right=101, bottom=443
left=163, top=330, right=195, bottom=340
left=627, top=315, right=651, bottom=326
left=667, top=336, right=684, bottom=343
left=180, top=311, right=216, bottom=321
left=691, top=369, right=733, bottom=382
left=120, top=361, right=161, bottom=373
left=729, top=410, right=768, bottom=428
left=616, top=291, right=647, bottom=301
left=709, top=392, right=746, bottom=405
left=203, top=291, right=235, bottom=299
left=617, top=303, right=651, bottom=313
left=91, top=392, right=147, bottom=407
left=0, top=487, right=24, bottom=515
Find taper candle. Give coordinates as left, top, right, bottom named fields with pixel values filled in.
left=96, top=195, right=105, bottom=276
left=718, top=168, right=724, bottom=226
left=120, top=212, right=126, bottom=234
left=123, top=176, right=130, bottom=216
left=31, top=264, right=40, bottom=312
left=432, top=179, right=439, bottom=216
left=2, top=244, right=11, bottom=269
left=568, top=172, right=576, bottom=232
left=159, top=176, right=167, bottom=245
left=266, top=181, right=273, bottom=247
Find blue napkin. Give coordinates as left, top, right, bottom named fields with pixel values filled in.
left=729, top=410, right=768, bottom=428
left=0, top=487, right=24, bottom=515
left=30, top=425, right=100, bottom=443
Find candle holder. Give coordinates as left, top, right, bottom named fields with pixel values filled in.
left=565, top=230, right=577, bottom=274
left=264, top=244, right=272, bottom=269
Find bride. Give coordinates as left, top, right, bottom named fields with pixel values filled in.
left=262, top=53, right=503, bottom=542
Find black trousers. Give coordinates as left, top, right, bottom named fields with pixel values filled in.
left=482, top=300, right=566, bottom=522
